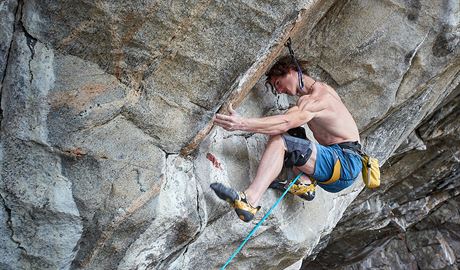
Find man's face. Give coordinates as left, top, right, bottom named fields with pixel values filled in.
left=269, top=69, right=298, bottom=96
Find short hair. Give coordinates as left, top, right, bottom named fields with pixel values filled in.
left=265, top=55, right=309, bottom=82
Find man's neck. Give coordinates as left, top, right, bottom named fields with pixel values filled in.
left=298, top=75, right=316, bottom=95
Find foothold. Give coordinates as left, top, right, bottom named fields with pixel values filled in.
left=405, top=0, right=420, bottom=21
left=64, top=147, right=86, bottom=158
left=206, top=153, right=222, bottom=169
left=432, top=28, right=458, bottom=57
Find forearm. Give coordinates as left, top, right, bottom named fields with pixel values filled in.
left=243, top=109, right=313, bottom=135
left=214, top=105, right=314, bottom=135
left=243, top=115, right=290, bottom=135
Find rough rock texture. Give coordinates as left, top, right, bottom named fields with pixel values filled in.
left=0, top=0, right=458, bottom=270
left=303, top=88, right=460, bottom=270
left=0, top=0, right=17, bottom=80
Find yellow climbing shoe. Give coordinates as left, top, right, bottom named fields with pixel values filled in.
left=210, top=183, right=261, bottom=222
left=269, top=178, right=316, bottom=201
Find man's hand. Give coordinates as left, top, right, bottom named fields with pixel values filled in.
left=213, top=103, right=246, bottom=132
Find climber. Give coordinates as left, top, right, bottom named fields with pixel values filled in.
left=210, top=54, right=363, bottom=222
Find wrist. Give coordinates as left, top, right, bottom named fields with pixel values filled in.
left=241, top=118, right=250, bottom=132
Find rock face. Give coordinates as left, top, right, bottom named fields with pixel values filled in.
left=302, top=90, right=460, bottom=270
left=0, top=0, right=458, bottom=270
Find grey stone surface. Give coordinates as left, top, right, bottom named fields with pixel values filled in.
left=1, top=137, right=82, bottom=269
left=0, top=0, right=458, bottom=269
left=60, top=115, right=166, bottom=269
left=0, top=0, right=17, bottom=93
left=406, top=229, right=456, bottom=269
left=342, top=238, right=418, bottom=270
left=1, top=28, right=54, bottom=145
left=0, top=156, right=21, bottom=270
left=118, top=155, right=205, bottom=270
left=303, top=90, right=460, bottom=269
left=20, top=0, right=311, bottom=153
left=338, top=195, right=460, bottom=270
left=46, top=53, right=130, bottom=147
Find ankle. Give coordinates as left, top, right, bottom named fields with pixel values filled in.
left=299, top=174, right=312, bottom=185
left=243, top=190, right=259, bottom=207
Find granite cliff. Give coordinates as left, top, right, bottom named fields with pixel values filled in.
left=0, top=0, right=459, bottom=269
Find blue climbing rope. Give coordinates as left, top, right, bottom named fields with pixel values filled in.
left=221, top=173, right=303, bottom=269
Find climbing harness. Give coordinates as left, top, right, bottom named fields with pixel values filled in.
left=285, top=37, right=304, bottom=91
left=341, top=142, right=381, bottom=189
left=221, top=173, right=304, bottom=269
left=315, top=141, right=381, bottom=189
left=310, top=142, right=357, bottom=186
left=344, top=142, right=381, bottom=189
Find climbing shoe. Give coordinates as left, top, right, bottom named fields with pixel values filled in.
left=210, top=183, right=261, bottom=222
left=269, top=178, right=316, bottom=201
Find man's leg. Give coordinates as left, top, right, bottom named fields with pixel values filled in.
left=243, top=135, right=284, bottom=206
left=294, top=144, right=317, bottom=178
left=244, top=135, right=317, bottom=206
left=292, top=167, right=313, bottom=184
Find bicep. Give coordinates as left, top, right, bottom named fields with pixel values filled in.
left=284, top=106, right=314, bottom=127
left=297, top=96, right=329, bottom=113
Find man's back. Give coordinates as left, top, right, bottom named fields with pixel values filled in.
left=299, top=83, right=360, bottom=145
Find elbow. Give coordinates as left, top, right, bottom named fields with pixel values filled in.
left=281, top=117, right=301, bottom=132
left=297, top=112, right=313, bottom=126
left=281, top=116, right=296, bottom=132
left=280, top=124, right=291, bottom=134
left=270, top=124, right=291, bottom=135
left=279, top=114, right=311, bottom=134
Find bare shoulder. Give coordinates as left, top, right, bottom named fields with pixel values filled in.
left=296, top=94, right=319, bottom=108
left=313, top=81, right=341, bottom=101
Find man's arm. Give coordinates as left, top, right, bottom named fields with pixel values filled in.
left=214, top=99, right=324, bottom=135
left=297, top=93, right=330, bottom=112
left=240, top=106, right=313, bottom=135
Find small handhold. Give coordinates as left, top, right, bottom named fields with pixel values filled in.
left=206, top=153, right=222, bottom=169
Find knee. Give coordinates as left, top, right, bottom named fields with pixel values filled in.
left=268, top=134, right=283, bottom=143
left=269, top=133, right=282, bottom=138
left=268, top=134, right=286, bottom=148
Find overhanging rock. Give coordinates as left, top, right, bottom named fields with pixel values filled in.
left=0, top=0, right=458, bottom=269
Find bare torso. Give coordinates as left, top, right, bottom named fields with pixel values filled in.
left=299, top=82, right=360, bottom=145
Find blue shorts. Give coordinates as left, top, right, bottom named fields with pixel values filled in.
left=282, top=135, right=362, bottom=193
left=313, top=144, right=362, bottom=193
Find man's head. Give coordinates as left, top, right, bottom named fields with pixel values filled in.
left=265, top=55, right=309, bottom=96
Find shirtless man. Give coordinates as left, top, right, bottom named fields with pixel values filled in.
left=211, top=55, right=362, bottom=222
